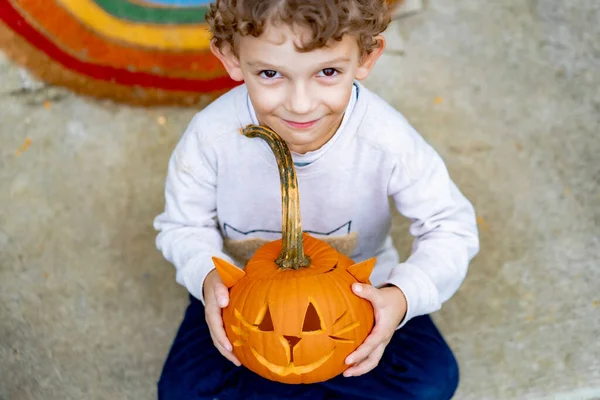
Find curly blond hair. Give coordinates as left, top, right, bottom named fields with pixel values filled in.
left=206, top=0, right=391, bottom=57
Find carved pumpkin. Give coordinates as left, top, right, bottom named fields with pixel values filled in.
left=212, top=125, right=375, bottom=384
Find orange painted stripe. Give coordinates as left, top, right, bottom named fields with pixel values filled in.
left=12, top=0, right=224, bottom=78
left=0, top=19, right=228, bottom=105
left=0, top=9, right=238, bottom=97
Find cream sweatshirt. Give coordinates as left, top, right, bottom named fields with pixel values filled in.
left=153, top=82, right=479, bottom=327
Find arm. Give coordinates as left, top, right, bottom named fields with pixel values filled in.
left=153, top=119, right=235, bottom=305
left=385, top=134, right=480, bottom=327
left=343, top=123, right=479, bottom=378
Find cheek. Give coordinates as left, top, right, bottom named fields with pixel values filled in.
left=247, top=84, right=282, bottom=117
left=253, top=99, right=279, bottom=117
left=321, top=86, right=353, bottom=115
left=245, top=75, right=284, bottom=111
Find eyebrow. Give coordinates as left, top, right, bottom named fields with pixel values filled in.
left=246, top=57, right=352, bottom=70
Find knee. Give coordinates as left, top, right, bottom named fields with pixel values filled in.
left=158, top=360, right=238, bottom=400
left=157, top=372, right=189, bottom=400
left=157, top=366, right=202, bottom=400
left=413, top=346, right=459, bottom=400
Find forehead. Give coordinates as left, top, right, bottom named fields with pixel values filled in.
left=236, top=23, right=360, bottom=65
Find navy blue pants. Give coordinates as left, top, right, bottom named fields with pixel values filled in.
left=158, top=295, right=459, bottom=399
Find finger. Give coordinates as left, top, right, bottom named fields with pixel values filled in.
left=345, top=330, right=383, bottom=365
left=205, top=307, right=233, bottom=352
left=344, top=343, right=385, bottom=377
left=206, top=309, right=240, bottom=366
left=352, top=283, right=383, bottom=308
left=213, top=283, right=230, bottom=308
left=209, top=330, right=241, bottom=366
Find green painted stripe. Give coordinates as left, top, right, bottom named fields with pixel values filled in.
left=94, top=0, right=208, bottom=24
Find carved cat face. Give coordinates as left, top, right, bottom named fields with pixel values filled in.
left=231, top=296, right=362, bottom=377
left=214, top=234, right=375, bottom=384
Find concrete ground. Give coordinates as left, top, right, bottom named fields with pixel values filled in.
left=1, top=0, right=599, bottom=399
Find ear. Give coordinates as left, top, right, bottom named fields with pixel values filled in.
left=355, top=35, right=386, bottom=81
left=347, top=257, right=376, bottom=284
left=212, top=257, right=246, bottom=288
left=210, top=41, right=244, bottom=82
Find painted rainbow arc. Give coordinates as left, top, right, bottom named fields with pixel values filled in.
left=0, top=0, right=238, bottom=105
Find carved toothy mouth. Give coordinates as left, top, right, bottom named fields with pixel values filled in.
left=250, top=347, right=335, bottom=376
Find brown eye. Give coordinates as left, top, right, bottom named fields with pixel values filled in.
left=260, top=70, right=280, bottom=79
left=320, top=68, right=338, bottom=77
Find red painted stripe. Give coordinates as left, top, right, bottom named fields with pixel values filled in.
left=0, top=1, right=238, bottom=92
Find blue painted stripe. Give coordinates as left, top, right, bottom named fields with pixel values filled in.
left=141, top=0, right=211, bottom=6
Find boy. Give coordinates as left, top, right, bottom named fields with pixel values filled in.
left=154, top=0, right=479, bottom=399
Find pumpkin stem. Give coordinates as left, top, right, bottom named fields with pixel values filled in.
left=242, top=125, right=311, bottom=270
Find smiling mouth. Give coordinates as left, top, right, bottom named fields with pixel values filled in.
left=251, top=347, right=335, bottom=376
left=283, top=118, right=320, bottom=129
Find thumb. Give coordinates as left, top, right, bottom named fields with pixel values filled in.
left=213, top=282, right=230, bottom=308
left=352, top=283, right=373, bottom=299
left=353, top=283, right=382, bottom=309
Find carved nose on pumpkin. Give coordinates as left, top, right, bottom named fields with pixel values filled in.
left=283, top=335, right=302, bottom=361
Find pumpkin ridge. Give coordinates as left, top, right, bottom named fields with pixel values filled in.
left=328, top=270, right=365, bottom=340
left=326, top=272, right=352, bottom=332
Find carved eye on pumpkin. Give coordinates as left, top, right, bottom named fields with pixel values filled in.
left=300, top=300, right=359, bottom=344
left=302, top=302, right=323, bottom=332
left=257, top=305, right=274, bottom=332
left=247, top=301, right=327, bottom=334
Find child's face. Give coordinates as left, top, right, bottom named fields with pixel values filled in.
left=212, top=23, right=384, bottom=154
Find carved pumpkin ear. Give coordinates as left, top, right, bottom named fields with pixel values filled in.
left=347, top=257, right=376, bottom=284
left=212, top=257, right=246, bottom=288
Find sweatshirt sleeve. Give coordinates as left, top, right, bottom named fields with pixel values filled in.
left=153, top=118, right=235, bottom=305
left=385, top=133, right=480, bottom=328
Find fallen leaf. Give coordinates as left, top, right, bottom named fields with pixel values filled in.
left=44, top=101, right=51, bottom=109
left=43, top=272, right=49, bottom=280
left=476, top=216, right=489, bottom=231
left=515, top=142, right=523, bottom=151
left=157, top=116, right=167, bottom=126
left=434, top=96, right=444, bottom=105
left=16, top=137, right=32, bottom=156
left=593, top=301, right=599, bottom=308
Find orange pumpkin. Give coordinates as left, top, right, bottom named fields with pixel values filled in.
left=212, top=125, right=376, bottom=384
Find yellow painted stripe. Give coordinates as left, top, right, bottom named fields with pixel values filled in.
left=56, top=0, right=212, bottom=51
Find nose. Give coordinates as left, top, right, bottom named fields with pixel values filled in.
left=287, top=83, right=313, bottom=116
left=283, top=335, right=302, bottom=362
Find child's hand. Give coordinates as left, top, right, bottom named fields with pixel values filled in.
left=203, top=269, right=241, bottom=367
left=343, top=283, right=407, bottom=377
